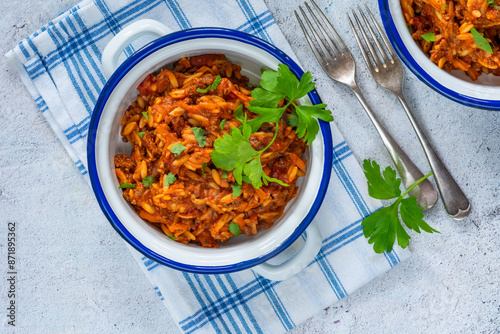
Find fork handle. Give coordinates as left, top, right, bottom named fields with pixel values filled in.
left=351, top=86, right=438, bottom=210
left=396, top=95, right=471, bottom=220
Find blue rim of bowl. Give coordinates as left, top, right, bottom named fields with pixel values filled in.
left=87, top=27, right=333, bottom=274
left=378, top=0, right=500, bottom=111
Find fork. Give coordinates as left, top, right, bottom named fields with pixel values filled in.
left=295, top=0, right=438, bottom=211
left=348, top=5, right=471, bottom=220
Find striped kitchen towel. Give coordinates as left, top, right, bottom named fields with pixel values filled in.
left=6, top=0, right=410, bottom=333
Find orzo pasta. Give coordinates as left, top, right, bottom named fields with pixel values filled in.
left=401, top=0, right=500, bottom=80
left=114, top=54, right=308, bottom=248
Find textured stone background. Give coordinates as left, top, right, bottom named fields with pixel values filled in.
left=1, top=0, right=498, bottom=333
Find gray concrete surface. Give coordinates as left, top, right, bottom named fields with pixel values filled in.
left=0, top=0, right=498, bottom=333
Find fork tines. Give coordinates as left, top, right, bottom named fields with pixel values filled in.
left=294, top=0, right=348, bottom=64
left=347, top=5, right=397, bottom=72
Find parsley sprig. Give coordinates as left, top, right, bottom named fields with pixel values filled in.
left=210, top=64, right=333, bottom=189
left=362, top=160, right=439, bottom=253
left=247, top=64, right=332, bottom=145
left=211, top=113, right=287, bottom=189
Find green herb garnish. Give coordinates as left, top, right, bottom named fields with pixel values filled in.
left=442, top=4, right=447, bottom=9
left=361, top=160, right=439, bottom=253
left=229, top=222, right=240, bottom=236
left=142, top=111, right=149, bottom=120
left=142, top=176, right=156, bottom=188
left=247, top=65, right=332, bottom=145
left=166, top=231, right=176, bottom=240
left=170, top=143, right=186, bottom=157
left=196, top=74, right=222, bottom=93
left=421, top=32, right=435, bottom=42
left=196, top=86, right=211, bottom=94
left=219, top=119, right=227, bottom=131
left=232, top=184, right=242, bottom=198
left=488, top=0, right=499, bottom=8
left=471, top=28, right=493, bottom=53
left=210, top=65, right=333, bottom=189
left=119, top=183, right=135, bottom=189
left=201, top=163, right=207, bottom=177
left=138, top=131, right=146, bottom=138
left=211, top=113, right=287, bottom=189
left=163, top=172, right=176, bottom=186
left=222, top=172, right=228, bottom=178
left=233, top=104, right=245, bottom=123
left=212, top=75, right=222, bottom=90
left=191, top=127, right=206, bottom=147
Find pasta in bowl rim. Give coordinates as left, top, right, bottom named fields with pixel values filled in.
left=87, top=23, right=333, bottom=276
left=379, top=0, right=500, bottom=110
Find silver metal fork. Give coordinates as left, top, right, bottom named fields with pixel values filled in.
left=295, top=0, right=438, bottom=211
left=348, top=5, right=470, bottom=220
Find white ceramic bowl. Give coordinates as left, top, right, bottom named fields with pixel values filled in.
left=87, top=20, right=333, bottom=279
left=379, top=0, right=500, bottom=110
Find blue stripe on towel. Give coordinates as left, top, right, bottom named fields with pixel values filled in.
left=236, top=0, right=272, bottom=43
left=252, top=274, right=294, bottom=331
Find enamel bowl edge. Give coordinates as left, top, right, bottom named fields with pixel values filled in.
left=379, top=0, right=500, bottom=110
left=87, top=28, right=333, bottom=274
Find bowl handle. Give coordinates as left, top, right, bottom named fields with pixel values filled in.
left=251, top=220, right=322, bottom=281
left=101, top=19, right=172, bottom=79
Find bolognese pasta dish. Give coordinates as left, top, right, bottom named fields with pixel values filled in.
left=401, top=0, right=500, bottom=80
left=114, top=54, right=310, bottom=248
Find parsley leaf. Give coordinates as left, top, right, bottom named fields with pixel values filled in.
left=248, top=70, right=284, bottom=108
left=219, top=119, right=226, bottom=131
left=191, top=127, right=206, bottom=147
left=222, top=172, right=228, bottom=178
left=243, top=156, right=288, bottom=188
left=243, top=157, right=265, bottom=188
left=196, top=86, right=211, bottom=94
left=196, top=74, right=222, bottom=93
left=247, top=106, right=287, bottom=133
left=143, top=176, right=156, bottom=187
left=229, top=222, right=240, bottom=236
left=363, top=160, right=401, bottom=200
left=287, top=112, right=299, bottom=127
left=211, top=114, right=288, bottom=188
left=163, top=172, right=176, bottom=186
left=421, top=32, right=435, bottom=42
left=211, top=120, right=258, bottom=184
left=211, top=74, right=222, bottom=90
left=142, top=111, right=149, bottom=120
left=170, top=143, right=186, bottom=157
left=201, top=163, right=207, bottom=177
left=277, top=66, right=315, bottom=101
left=471, top=28, right=493, bottom=53
left=232, top=184, right=242, bottom=198
left=361, top=159, right=439, bottom=253
left=362, top=203, right=400, bottom=253
left=241, top=175, right=252, bottom=184
left=488, top=0, right=498, bottom=8
left=399, top=197, right=440, bottom=234
left=165, top=230, right=176, bottom=240
left=137, top=131, right=146, bottom=138
left=119, top=183, right=135, bottom=189
left=294, top=103, right=332, bottom=145
left=233, top=104, right=245, bottom=123
left=249, top=87, right=284, bottom=108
